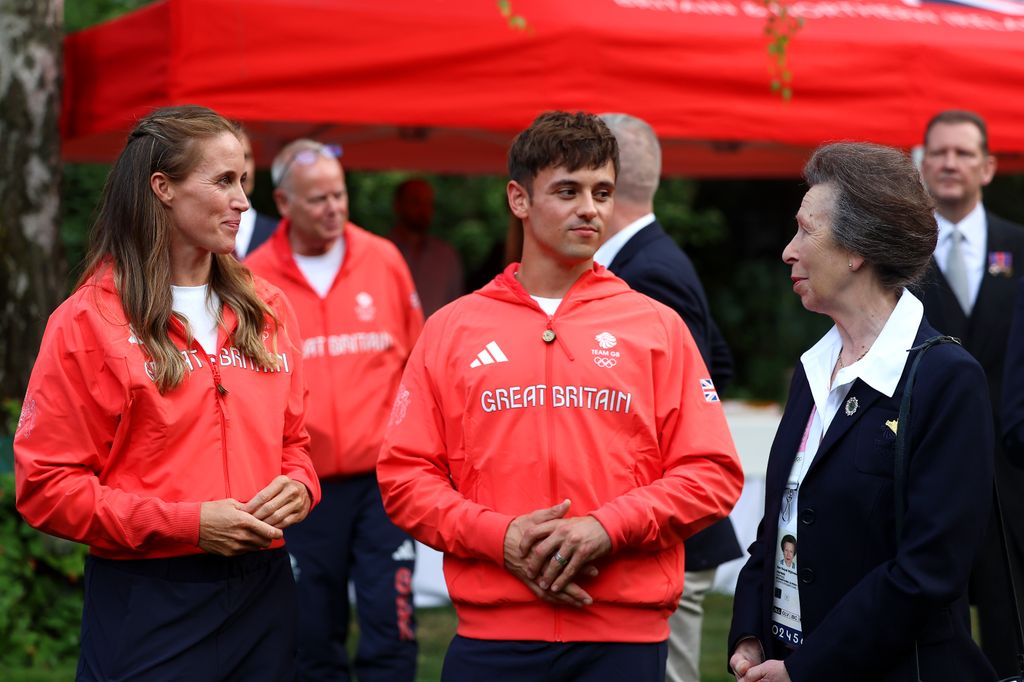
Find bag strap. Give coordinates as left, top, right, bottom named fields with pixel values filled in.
left=893, top=335, right=958, bottom=538
left=894, top=334, right=1024, bottom=681
left=893, top=335, right=959, bottom=682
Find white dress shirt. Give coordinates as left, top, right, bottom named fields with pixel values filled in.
left=235, top=207, right=257, bottom=258
left=593, top=212, right=655, bottom=267
left=934, top=203, right=987, bottom=311
left=799, top=289, right=924, bottom=462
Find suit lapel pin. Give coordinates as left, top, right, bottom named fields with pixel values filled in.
left=988, top=251, right=1013, bottom=277
left=885, top=419, right=898, bottom=435
left=844, top=396, right=859, bottom=416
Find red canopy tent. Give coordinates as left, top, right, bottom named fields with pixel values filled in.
left=62, top=0, right=1024, bottom=177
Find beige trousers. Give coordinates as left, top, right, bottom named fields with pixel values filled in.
left=665, top=568, right=717, bottom=682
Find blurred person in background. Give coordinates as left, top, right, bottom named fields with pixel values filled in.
left=729, top=142, right=995, bottom=682
left=246, top=138, right=423, bottom=682
left=597, top=112, right=741, bottom=682
left=916, top=109, right=1024, bottom=678
left=15, top=105, right=319, bottom=681
left=234, top=126, right=280, bottom=258
left=388, top=178, right=464, bottom=317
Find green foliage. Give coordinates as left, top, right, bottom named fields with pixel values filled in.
left=65, top=0, right=150, bottom=33
left=60, top=164, right=111, bottom=290
left=761, top=1, right=803, bottom=100
left=713, top=261, right=830, bottom=401
left=656, top=179, right=728, bottom=249
left=347, top=171, right=510, bottom=275
left=0, top=474, right=88, bottom=669
left=496, top=0, right=531, bottom=32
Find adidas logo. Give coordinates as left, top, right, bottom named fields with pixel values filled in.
left=391, top=539, right=416, bottom=561
left=470, top=341, right=509, bottom=368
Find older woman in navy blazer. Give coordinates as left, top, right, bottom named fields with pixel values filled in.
left=729, top=143, right=996, bottom=682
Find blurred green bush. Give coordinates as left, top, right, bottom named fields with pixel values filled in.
left=0, top=402, right=88, bottom=669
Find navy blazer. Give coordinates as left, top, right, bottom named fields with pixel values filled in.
left=917, top=210, right=1024, bottom=610
left=729, top=320, right=996, bottom=681
left=607, top=218, right=741, bottom=571
left=918, top=211, right=1024, bottom=417
left=1003, top=277, right=1024, bottom=462
left=609, top=219, right=734, bottom=391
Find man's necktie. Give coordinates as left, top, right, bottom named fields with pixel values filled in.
left=946, top=227, right=973, bottom=316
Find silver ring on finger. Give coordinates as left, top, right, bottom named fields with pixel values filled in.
left=553, top=551, right=569, bottom=567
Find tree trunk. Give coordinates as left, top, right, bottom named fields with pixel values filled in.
left=0, top=0, right=65, bottom=417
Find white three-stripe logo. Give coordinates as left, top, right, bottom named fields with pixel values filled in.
left=470, top=341, right=509, bottom=368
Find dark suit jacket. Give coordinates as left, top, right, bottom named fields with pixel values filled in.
left=916, top=211, right=1024, bottom=577
left=729, top=320, right=996, bottom=681
left=609, top=220, right=734, bottom=392
left=1004, top=277, right=1024, bottom=460
left=608, top=218, right=741, bottom=571
left=242, top=211, right=279, bottom=257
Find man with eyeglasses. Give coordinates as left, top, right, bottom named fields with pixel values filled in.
left=246, top=139, right=424, bottom=682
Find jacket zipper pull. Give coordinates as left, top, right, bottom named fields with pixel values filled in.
left=543, top=320, right=575, bottom=361
left=216, top=383, right=229, bottom=396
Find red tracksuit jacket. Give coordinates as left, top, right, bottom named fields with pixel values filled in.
left=378, top=263, right=743, bottom=642
left=15, top=265, right=320, bottom=560
left=246, top=220, right=423, bottom=478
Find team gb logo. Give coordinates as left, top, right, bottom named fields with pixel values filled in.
left=355, top=292, right=376, bottom=322
left=595, top=332, right=617, bottom=349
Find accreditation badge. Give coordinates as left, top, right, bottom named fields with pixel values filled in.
left=772, top=483, right=804, bottom=650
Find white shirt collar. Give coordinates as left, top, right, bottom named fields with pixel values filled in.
left=935, top=201, right=986, bottom=252
left=235, top=207, right=257, bottom=257
left=593, top=212, right=655, bottom=267
left=801, top=289, right=924, bottom=413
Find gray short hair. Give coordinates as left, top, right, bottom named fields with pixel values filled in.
left=599, top=113, right=661, bottom=204
left=271, top=139, right=338, bottom=189
left=804, top=142, right=936, bottom=292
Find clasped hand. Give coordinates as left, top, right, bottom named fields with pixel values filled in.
left=198, top=475, right=311, bottom=556
left=503, top=499, right=611, bottom=607
left=730, top=639, right=791, bottom=682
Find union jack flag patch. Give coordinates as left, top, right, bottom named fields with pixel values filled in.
left=701, top=378, right=719, bottom=402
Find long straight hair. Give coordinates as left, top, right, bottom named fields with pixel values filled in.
left=79, top=105, right=280, bottom=392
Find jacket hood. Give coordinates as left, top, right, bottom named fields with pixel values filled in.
left=477, top=262, right=633, bottom=308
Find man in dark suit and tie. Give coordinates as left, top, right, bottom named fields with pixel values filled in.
left=596, top=113, right=740, bottom=682
left=236, top=127, right=279, bottom=258
left=917, top=109, right=1024, bottom=677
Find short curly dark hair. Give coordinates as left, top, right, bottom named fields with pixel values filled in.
left=508, top=111, right=619, bottom=194
left=804, top=142, right=937, bottom=292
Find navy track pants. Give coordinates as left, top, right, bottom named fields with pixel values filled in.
left=285, top=473, right=417, bottom=682
left=77, top=548, right=296, bottom=681
left=441, top=635, right=668, bottom=682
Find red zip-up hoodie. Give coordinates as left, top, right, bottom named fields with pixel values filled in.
left=245, top=220, right=423, bottom=478
left=15, top=265, right=320, bottom=560
left=378, top=263, right=743, bottom=642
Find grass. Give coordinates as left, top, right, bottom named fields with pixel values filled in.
left=1, top=594, right=737, bottom=681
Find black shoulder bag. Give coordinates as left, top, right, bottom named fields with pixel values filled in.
left=894, top=336, right=1024, bottom=682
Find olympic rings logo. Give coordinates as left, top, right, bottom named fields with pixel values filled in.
left=593, top=357, right=617, bottom=368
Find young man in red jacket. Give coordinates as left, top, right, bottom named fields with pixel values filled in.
left=246, top=139, right=424, bottom=682
left=378, top=111, right=743, bottom=681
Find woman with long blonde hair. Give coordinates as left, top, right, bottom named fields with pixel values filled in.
left=15, top=105, right=320, bottom=680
